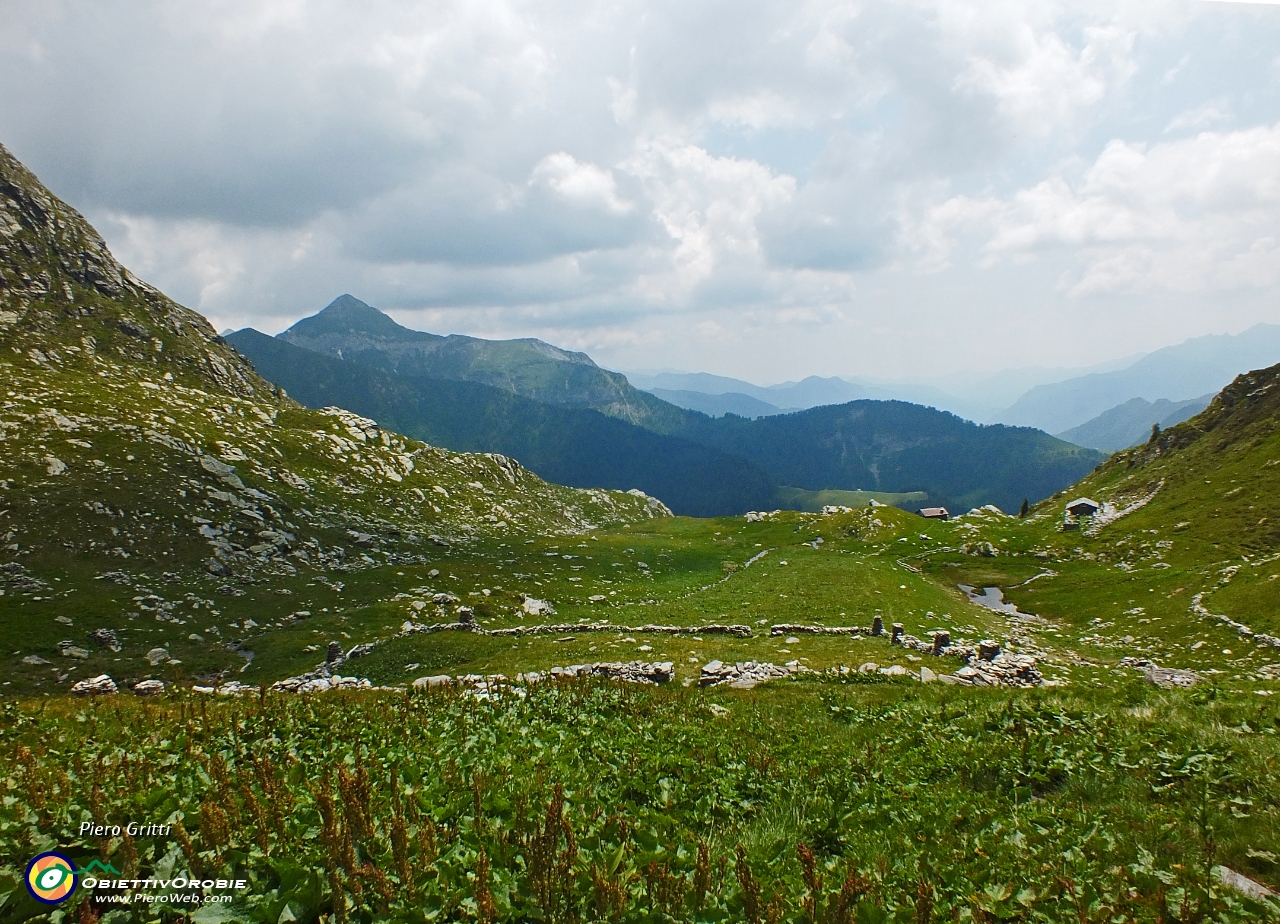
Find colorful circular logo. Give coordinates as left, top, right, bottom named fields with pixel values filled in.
left=25, top=852, right=77, bottom=904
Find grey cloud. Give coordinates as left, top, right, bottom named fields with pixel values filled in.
left=341, top=163, right=658, bottom=266
left=3, top=0, right=1279, bottom=382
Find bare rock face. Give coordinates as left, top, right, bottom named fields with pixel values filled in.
left=72, top=674, right=117, bottom=695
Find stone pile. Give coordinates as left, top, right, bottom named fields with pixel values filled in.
left=71, top=674, right=117, bottom=695
left=770, top=623, right=866, bottom=637
left=539, top=660, right=675, bottom=684
left=952, top=652, right=1043, bottom=687
left=890, top=624, right=978, bottom=661
left=699, top=660, right=805, bottom=690
left=411, top=660, right=677, bottom=697
left=0, top=561, right=47, bottom=593
left=87, top=628, right=122, bottom=651
left=269, top=673, right=372, bottom=693
left=192, top=680, right=261, bottom=695
left=57, top=640, right=90, bottom=659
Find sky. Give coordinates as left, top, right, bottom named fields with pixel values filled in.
left=2, top=0, right=1279, bottom=383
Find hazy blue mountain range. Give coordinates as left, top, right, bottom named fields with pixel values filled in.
left=1055, top=394, right=1215, bottom=453
left=994, top=324, right=1280, bottom=433
left=628, top=370, right=979, bottom=418
left=647, top=388, right=795, bottom=418
left=230, top=299, right=1106, bottom=515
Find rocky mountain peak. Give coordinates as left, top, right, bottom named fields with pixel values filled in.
left=293, top=294, right=430, bottom=341
left=0, top=141, right=267, bottom=398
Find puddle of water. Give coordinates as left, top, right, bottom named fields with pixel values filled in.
left=958, top=585, right=1026, bottom=616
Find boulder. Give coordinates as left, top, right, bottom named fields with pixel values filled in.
left=1145, top=665, right=1199, bottom=689
left=133, top=679, right=165, bottom=696
left=521, top=596, right=556, bottom=617
left=145, top=647, right=170, bottom=665
left=57, top=641, right=90, bottom=659
left=413, top=675, right=453, bottom=689
left=72, top=674, right=117, bottom=695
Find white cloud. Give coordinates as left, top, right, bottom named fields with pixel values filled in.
left=917, top=122, right=1280, bottom=295
left=1164, top=100, right=1232, bottom=132
left=531, top=152, right=633, bottom=215
left=953, top=20, right=1136, bottom=136
left=3, top=0, right=1279, bottom=381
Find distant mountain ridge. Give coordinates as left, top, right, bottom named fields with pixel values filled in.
left=995, top=324, right=1280, bottom=433
left=628, top=371, right=981, bottom=419
left=228, top=329, right=778, bottom=517
left=679, top=400, right=1104, bottom=514
left=233, top=298, right=1108, bottom=514
left=1056, top=394, right=1214, bottom=453
left=282, top=296, right=691, bottom=433
left=647, top=388, right=795, bottom=419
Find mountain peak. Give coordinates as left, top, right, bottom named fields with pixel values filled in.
left=0, top=141, right=264, bottom=397
left=283, top=294, right=427, bottom=341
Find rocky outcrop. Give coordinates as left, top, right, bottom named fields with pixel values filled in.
left=0, top=142, right=265, bottom=397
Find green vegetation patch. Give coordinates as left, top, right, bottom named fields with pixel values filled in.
left=1, top=683, right=1277, bottom=922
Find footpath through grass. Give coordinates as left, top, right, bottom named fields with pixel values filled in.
left=2, top=679, right=1278, bottom=923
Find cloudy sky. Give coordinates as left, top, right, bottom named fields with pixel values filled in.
left=2, top=0, right=1279, bottom=382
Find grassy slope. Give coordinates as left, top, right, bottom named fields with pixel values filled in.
left=2, top=677, right=1277, bottom=922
